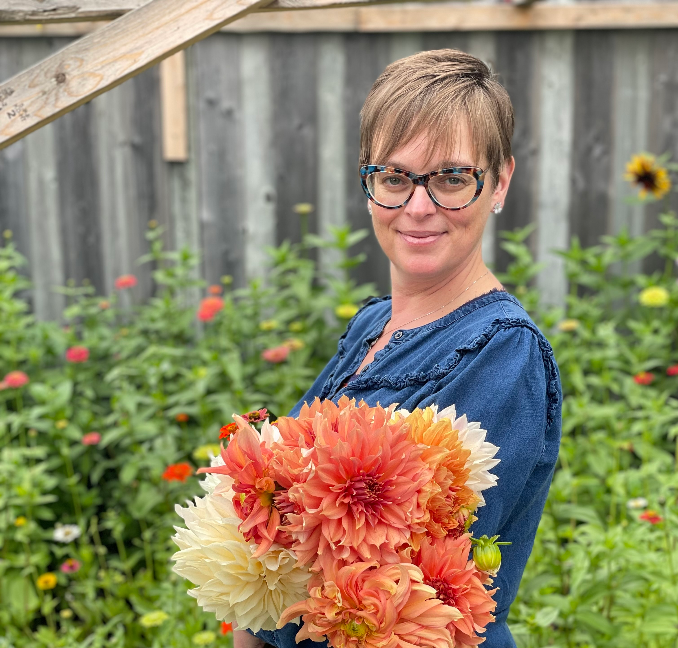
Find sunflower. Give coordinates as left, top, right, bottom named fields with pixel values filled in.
left=625, top=153, right=671, bottom=199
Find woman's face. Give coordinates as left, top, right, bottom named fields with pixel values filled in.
left=369, top=125, right=514, bottom=288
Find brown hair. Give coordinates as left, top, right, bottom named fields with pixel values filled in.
left=359, top=49, right=514, bottom=186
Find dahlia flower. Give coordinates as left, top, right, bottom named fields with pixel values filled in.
left=172, top=493, right=311, bottom=632
left=413, top=535, right=496, bottom=647
left=278, top=557, right=461, bottom=648
left=283, top=397, right=434, bottom=567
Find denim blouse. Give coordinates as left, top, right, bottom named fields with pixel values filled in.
left=253, top=289, right=562, bottom=648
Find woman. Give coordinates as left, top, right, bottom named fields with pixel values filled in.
left=240, top=49, right=561, bottom=648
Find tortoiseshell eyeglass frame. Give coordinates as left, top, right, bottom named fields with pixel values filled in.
left=359, top=164, right=486, bottom=211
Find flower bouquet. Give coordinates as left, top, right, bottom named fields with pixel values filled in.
left=172, top=396, right=504, bottom=647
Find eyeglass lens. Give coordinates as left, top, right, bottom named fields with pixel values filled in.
left=366, top=171, right=477, bottom=209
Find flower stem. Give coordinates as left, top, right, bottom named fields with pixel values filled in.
left=139, top=517, right=155, bottom=581
left=62, top=445, right=82, bottom=518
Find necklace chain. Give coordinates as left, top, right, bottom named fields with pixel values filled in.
left=376, top=270, right=491, bottom=343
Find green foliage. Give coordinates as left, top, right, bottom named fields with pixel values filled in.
left=0, top=223, right=374, bottom=647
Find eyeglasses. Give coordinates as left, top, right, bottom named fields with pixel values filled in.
left=359, top=164, right=485, bottom=211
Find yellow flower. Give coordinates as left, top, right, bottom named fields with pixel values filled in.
left=194, top=366, right=208, bottom=379
left=36, top=573, right=57, bottom=590
left=293, top=203, right=314, bottom=215
left=335, top=304, right=359, bottom=319
left=557, top=319, right=580, bottom=332
left=192, top=444, right=221, bottom=461
left=14, top=516, right=27, bottom=527
left=625, top=153, right=671, bottom=199
left=59, top=609, right=73, bottom=619
left=283, top=338, right=305, bottom=351
left=288, top=321, right=304, bottom=332
left=139, top=610, right=169, bottom=628
left=220, top=275, right=233, bottom=286
left=192, top=631, right=217, bottom=646
left=259, top=319, right=279, bottom=331
left=639, top=286, right=670, bottom=307
left=55, top=419, right=69, bottom=430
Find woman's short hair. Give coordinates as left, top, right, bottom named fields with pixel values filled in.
left=360, top=49, right=514, bottom=186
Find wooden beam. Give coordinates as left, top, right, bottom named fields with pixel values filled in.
left=160, top=50, right=188, bottom=162
left=2, top=2, right=678, bottom=34
left=0, top=0, right=274, bottom=150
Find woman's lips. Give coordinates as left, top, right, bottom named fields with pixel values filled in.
left=398, top=231, right=445, bottom=245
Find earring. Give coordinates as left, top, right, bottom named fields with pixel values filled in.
left=368, top=204, right=373, bottom=216
left=492, top=202, right=503, bottom=214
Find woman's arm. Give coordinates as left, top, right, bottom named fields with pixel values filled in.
left=233, top=624, right=266, bottom=648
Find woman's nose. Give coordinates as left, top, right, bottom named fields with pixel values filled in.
left=405, top=185, right=437, bottom=217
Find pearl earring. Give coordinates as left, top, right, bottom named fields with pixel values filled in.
left=368, top=205, right=373, bottom=216
left=492, top=202, right=503, bottom=214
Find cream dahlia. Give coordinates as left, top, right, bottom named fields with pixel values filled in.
left=172, top=492, right=310, bottom=632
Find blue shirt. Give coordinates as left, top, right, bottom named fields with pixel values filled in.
left=254, top=289, right=562, bottom=648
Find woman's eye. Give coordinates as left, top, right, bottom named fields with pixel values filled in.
left=384, top=176, right=403, bottom=186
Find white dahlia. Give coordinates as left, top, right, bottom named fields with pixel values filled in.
left=172, top=493, right=310, bottom=632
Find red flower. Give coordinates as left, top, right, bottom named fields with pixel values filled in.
left=197, top=297, right=224, bottom=322
left=175, top=413, right=189, bottom=423
left=633, top=371, right=654, bottom=385
left=114, top=274, right=137, bottom=290
left=60, top=558, right=81, bottom=574
left=3, top=371, right=29, bottom=388
left=221, top=622, right=233, bottom=635
left=639, top=510, right=663, bottom=525
left=243, top=408, right=268, bottom=423
left=667, top=365, right=678, bottom=376
left=208, top=285, right=223, bottom=295
left=81, top=432, right=101, bottom=446
left=261, top=345, right=290, bottom=363
left=99, top=300, right=111, bottom=310
left=219, top=422, right=237, bottom=440
left=66, top=346, right=90, bottom=363
left=162, top=462, right=193, bottom=482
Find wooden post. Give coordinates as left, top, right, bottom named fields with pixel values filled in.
left=160, top=50, right=188, bottom=162
left=0, top=0, right=273, bottom=150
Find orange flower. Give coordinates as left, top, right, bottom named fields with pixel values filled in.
left=99, top=300, right=111, bottom=310
left=633, top=371, right=654, bottom=385
left=197, top=297, right=224, bottom=322
left=3, top=371, right=29, bottom=388
left=65, top=346, right=89, bottom=363
left=175, top=413, right=189, bottom=423
left=114, top=274, right=137, bottom=290
left=261, top=345, right=290, bottom=363
left=413, top=535, right=497, bottom=646
left=639, top=510, right=663, bottom=525
left=208, top=285, right=223, bottom=295
left=221, top=622, right=233, bottom=635
left=162, top=462, right=193, bottom=482
left=219, top=422, right=237, bottom=440
left=278, top=558, right=461, bottom=648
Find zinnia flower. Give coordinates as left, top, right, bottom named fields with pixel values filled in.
left=261, top=345, right=290, bottom=363
left=667, top=365, right=678, bottom=376
left=335, top=303, right=359, bottom=319
left=175, top=413, right=190, bottom=423
left=221, top=622, right=233, bottom=635
left=639, top=510, right=663, bottom=524
left=82, top=432, right=101, bottom=446
left=639, top=286, right=670, bottom=307
left=626, top=497, right=648, bottom=509
left=37, top=573, right=57, bottom=590
left=99, top=300, right=110, bottom=310
left=139, top=610, right=169, bottom=627
left=162, top=462, right=193, bottom=482
left=625, top=153, right=671, bottom=199
left=413, top=535, right=497, bottom=647
left=259, top=320, right=279, bottom=331
left=192, top=631, right=216, bottom=646
left=219, top=423, right=237, bottom=440
left=293, top=203, right=314, bottom=215
left=556, top=319, right=579, bottom=332
left=208, top=285, right=223, bottom=295
left=172, top=492, right=311, bottom=632
left=197, top=297, right=224, bottom=322
left=65, top=346, right=89, bottom=363
left=278, top=558, right=461, bottom=648
left=53, top=524, right=81, bottom=543
left=114, top=274, right=138, bottom=289
left=283, top=338, right=305, bottom=351
left=60, top=558, right=81, bottom=573
left=633, top=371, right=654, bottom=385
left=3, top=371, right=29, bottom=388
left=14, top=516, right=27, bottom=527
left=288, top=321, right=304, bottom=332
left=55, top=419, right=69, bottom=430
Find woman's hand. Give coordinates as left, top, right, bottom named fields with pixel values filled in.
left=233, top=624, right=266, bottom=648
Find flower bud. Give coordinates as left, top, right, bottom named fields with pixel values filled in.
left=472, top=535, right=507, bottom=576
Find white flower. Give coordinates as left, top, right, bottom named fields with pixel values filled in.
left=172, top=493, right=311, bottom=632
left=53, top=524, right=81, bottom=543
left=199, top=452, right=235, bottom=501
left=627, top=497, right=648, bottom=510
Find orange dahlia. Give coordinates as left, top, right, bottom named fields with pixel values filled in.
left=278, top=557, right=461, bottom=648
left=283, top=397, right=434, bottom=567
left=413, top=535, right=497, bottom=647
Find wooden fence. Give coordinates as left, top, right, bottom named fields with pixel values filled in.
left=1, top=26, right=677, bottom=320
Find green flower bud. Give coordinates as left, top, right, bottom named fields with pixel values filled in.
left=472, top=535, right=509, bottom=576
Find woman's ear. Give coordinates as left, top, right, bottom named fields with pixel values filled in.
left=492, top=156, right=515, bottom=207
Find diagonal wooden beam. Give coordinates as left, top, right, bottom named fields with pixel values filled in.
left=0, top=0, right=276, bottom=150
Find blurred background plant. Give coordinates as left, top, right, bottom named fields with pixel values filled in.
left=1, top=153, right=678, bottom=647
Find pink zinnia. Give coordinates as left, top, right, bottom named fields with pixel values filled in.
left=114, top=274, right=137, bottom=290
left=197, top=297, right=224, bottom=322
left=261, top=345, right=290, bottom=364
left=82, top=432, right=101, bottom=446
left=413, top=535, right=497, bottom=646
left=633, top=371, right=654, bottom=385
left=66, top=346, right=89, bottom=363
left=667, top=365, right=678, bottom=376
left=60, top=558, right=81, bottom=573
left=278, top=558, right=461, bottom=648
left=3, top=371, right=29, bottom=388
